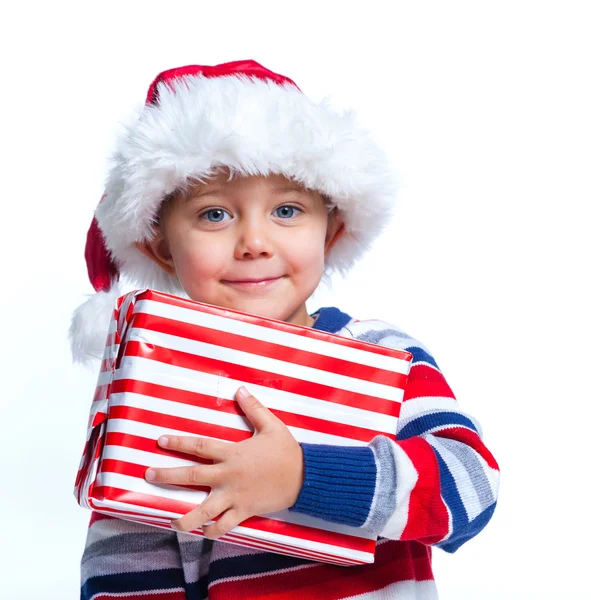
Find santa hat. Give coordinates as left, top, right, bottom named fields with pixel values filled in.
left=70, top=59, right=397, bottom=364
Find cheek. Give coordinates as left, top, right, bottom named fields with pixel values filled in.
left=287, top=231, right=327, bottom=271
left=170, top=235, right=226, bottom=282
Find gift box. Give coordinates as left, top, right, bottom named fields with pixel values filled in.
left=75, top=289, right=412, bottom=566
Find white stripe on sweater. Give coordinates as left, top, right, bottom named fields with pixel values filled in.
left=378, top=439, right=418, bottom=540
left=427, top=434, right=484, bottom=521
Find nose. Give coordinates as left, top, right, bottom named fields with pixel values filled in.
left=234, top=217, right=274, bottom=260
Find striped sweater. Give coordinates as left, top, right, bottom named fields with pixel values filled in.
left=80, top=306, right=500, bottom=599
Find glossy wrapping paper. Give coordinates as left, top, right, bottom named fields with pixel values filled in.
left=74, top=290, right=412, bottom=566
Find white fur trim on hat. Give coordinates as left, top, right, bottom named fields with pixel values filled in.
left=96, top=73, right=397, bottom=293
left=69, top=283, right=122, bottom=366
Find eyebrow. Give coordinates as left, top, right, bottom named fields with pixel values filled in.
left=184, top=185, right=308, bottom=204
left=184, top=189, right=223, bottom=203
left=272, top=185, right=307, bottom=195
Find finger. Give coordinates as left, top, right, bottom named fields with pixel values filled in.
left=171, top=493, right=229, bottom=533
left=145, top=464, right=217, bottom=487
left=158, top=435, right=229, bottom=460
left=201, top=509, right=243, bottom=540
left=235, top=386, right=279, bottom=432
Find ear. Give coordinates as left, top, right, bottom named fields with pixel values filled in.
left=135, top=229, right=177, bottom=276
left=324, top=209, right=345, bottom=256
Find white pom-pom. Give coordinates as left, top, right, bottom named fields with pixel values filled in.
left=69, top=284, right=122, bottom=366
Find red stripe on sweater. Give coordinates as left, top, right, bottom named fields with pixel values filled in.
left=88, top=511, right=114, bottom=527
left=208, top=541, right=433, bottom=600
left=433, top=426, right=499, bottom=470
left=403, top=364, right=455, bottom=400
left=397, top=437, right=449, bottom=543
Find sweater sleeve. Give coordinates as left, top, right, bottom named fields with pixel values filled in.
left=290, top=326, right=500, bottom=553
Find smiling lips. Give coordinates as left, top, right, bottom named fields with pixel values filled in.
left=222, top=276, right=283, bottom=287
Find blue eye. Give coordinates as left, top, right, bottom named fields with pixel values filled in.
left=274, top=205, right=302, bottom=219
left=203, top=208, right=230, bottom=223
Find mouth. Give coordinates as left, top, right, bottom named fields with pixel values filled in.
left=221, top=276, right=283, bottom=288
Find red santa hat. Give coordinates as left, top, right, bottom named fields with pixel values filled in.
left=70, top=59, right=397, bottom=364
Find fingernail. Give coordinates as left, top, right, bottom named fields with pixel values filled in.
left=237, top=386, right=249, bottom=400
left=159, top=436, right=169, bottom=448
left=145, top=468, right=156, bottom=481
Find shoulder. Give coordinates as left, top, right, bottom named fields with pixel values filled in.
left=339, top=318, right=439, bottom=369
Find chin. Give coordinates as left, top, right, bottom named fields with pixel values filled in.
left=237, top=299, right=297, bottom=322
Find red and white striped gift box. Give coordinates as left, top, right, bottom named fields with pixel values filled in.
left=74, top=289, right=412, bottom=566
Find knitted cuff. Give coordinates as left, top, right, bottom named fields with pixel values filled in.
left=290, top=443, right=377, bottom=527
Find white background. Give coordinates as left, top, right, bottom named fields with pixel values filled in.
left=1, top=1, right=590, bottom=598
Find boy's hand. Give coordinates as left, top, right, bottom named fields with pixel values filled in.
left=144, top=386, right=304, bottom=539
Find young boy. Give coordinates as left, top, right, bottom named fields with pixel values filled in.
left=71, top=60, right=499, bottom=600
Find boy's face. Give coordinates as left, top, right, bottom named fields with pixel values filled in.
left=138, top=172, right=344, bottom=327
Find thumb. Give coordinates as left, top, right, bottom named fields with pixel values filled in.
left=235, top=386, right=277, bottom=433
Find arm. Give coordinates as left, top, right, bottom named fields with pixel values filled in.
left=144, top=330, right=498, bottom=552
left=291, top=331, right=500, bottom=552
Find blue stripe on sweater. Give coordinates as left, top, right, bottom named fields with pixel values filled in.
left=187, top=577, right=209, bottom=600
left=291, top=443, right=376, bottom=527
left=312, top=306, right=353, bottom=333
left=406, top=346, right=439, bottom=369
left=397, top=411, right=479, bottom=440
left=208, top=552, right=309, bottom=584
left=432, top=444, right=468, bottom=540
left=437, top=502, right=497, bottom=553
left=81, top=568, right=186, bottom=599
left=431, top=445, right=497, bottom=553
